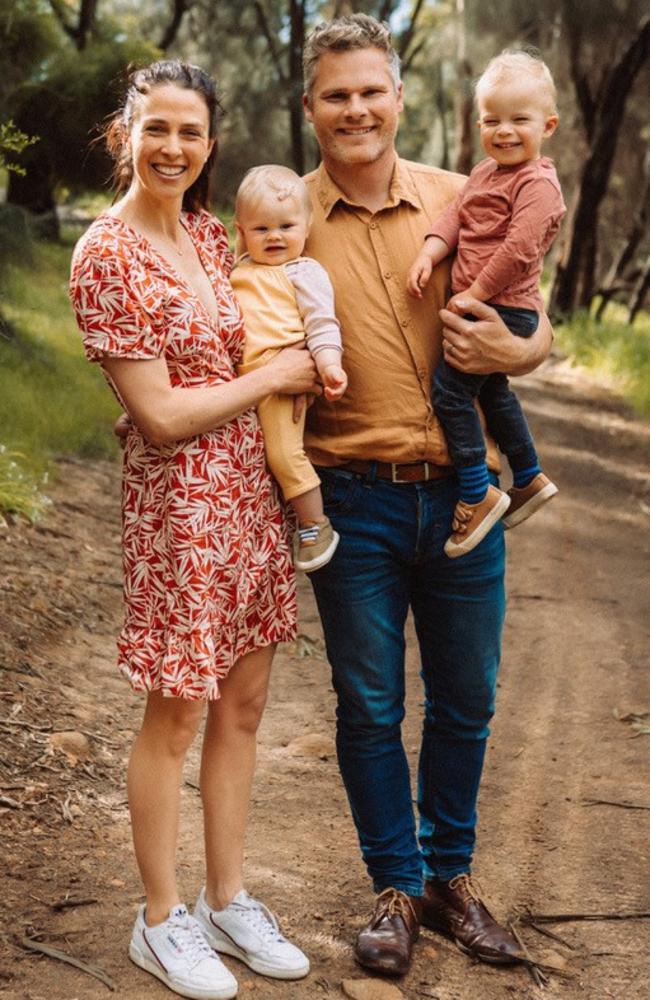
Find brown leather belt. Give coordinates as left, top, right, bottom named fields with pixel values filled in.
left=339, top=460, right=454, bottom=484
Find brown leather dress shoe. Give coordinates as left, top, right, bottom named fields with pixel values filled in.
left=422, top=874, right=523, bottom=964
left=355, top=888, right=422, bottom=976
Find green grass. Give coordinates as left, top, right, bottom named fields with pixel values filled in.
left=555, top=305, right=650, bottom=418
left=0, top=236, right=120, bottom=518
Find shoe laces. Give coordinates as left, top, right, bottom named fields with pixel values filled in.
left=373, top=888, right=418, bottom=927
left=448, top=873, right=485, bottom=905
left=166, top=909, right=216, bottom=967
left=232, top=893, right=286, bottom=944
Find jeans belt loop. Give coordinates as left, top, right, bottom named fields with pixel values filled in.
left=366, top=461, right=378, bottom=487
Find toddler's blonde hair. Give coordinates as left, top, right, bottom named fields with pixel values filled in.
left=475, top=50, right=557, bottom=117
left=235, top=165, right=312, bottom=258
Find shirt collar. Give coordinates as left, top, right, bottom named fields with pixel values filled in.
left=316, top=157, right=421, bottom=218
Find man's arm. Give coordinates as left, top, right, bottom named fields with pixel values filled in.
left=439, top=297, right=553, bottom=376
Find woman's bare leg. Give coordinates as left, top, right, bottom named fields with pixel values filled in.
left=201, top=644, right=275, bottom=910
left=127, top=691, right=205, bottom=924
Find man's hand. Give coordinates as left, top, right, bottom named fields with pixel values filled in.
left=445, top=290, right=470, bottom=315
left=114, top=412, right=133, bottom=445
left=440, top=297, right=553, bottom=376
left=321, top=363, right=348, bottom=401
left=292, top=393, right=317, bottom=423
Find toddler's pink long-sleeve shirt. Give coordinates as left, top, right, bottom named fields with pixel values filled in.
left=427, top=156, right=566, bottom=311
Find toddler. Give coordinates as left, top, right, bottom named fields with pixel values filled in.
left=232, top=165, right=347, bottom=572
left=408, top=51, right=566, bottom=558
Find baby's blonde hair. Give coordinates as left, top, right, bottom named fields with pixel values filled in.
left=234, top=164, right=312, bottom=258
left=475, top=50, right=557, bottom=116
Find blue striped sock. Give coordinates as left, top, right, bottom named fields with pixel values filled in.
left=513, top=463, right=542, bottom=488
left=457, top=463, right=490, bottom=504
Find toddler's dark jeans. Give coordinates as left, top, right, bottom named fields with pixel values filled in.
left=432, top=304, right=539, bottom=470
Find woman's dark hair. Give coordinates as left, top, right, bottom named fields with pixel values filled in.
left=104, top=60, right=224, bottom=213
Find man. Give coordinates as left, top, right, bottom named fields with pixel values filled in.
left=300, top=14, right=552, bottom=977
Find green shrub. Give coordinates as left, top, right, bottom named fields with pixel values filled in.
left=0, top=235, right=119, bottom=518
left=556, top=308, right=650, bottom=417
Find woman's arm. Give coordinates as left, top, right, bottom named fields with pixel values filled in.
left=439, top=297, right=553, bottom=377
left=103, top=347, right=319, bottom=446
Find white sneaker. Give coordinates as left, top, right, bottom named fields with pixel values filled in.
left=129, top=903, right=238, bottom=999
left=194, top=888, right=310, bottom=980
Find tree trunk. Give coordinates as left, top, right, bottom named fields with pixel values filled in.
left=159, top=0, right=194, bottom=51
left=595, top=157, right=650, bottom=321
left=434, top=62, right=450, bottom=172
left=49, top=0, right=99, bottom=51
left=549, top=16, right=650, bottom=318
left=628, top=255, right=650, bottom=324
left=288, top=0, right=305, bottom=175
left=454, top=0, right=473, bottom=175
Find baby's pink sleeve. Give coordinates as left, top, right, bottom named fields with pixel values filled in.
left=285, top=258, right=342, bottom=357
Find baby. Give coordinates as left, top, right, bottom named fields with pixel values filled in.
left=408, top=50, right=566, bottom=558
left=232, top=164, right=347, bottom=572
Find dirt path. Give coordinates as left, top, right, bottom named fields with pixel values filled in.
left=1, top=353, right=649, bottom=1000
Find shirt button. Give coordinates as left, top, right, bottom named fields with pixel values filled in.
left=370, top=222, right=377, bottom=230
left=401, top=318, right=408, bottom=327
left=384, top=271, right=391, bottom=279
left=417, top=368, right=426, bottom=379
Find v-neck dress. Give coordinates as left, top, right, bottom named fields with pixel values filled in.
left=69, top=210, right=297, bottom=700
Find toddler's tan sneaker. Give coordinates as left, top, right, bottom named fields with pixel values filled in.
left=294, top=516, right=339, bottom=572
left=503, top=473, right=558, bottom=529
left=444, top=485, right=510, bottom=559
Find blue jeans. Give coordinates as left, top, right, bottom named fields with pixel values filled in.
left=432, top=304, right=539, bottom=471
left=310, top=466, right=506, bottom=896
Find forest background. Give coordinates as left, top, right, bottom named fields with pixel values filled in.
left=0, top=0, right=649, bottom=519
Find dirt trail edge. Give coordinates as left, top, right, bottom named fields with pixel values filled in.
left=1, top=353, right=649, bottom=1000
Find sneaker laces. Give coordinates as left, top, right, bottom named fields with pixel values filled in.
left=232, top=894, right=286, bottom=944
left=372, top=888, right=418, bottom=928
left=167, top=909, right=216, bottom=968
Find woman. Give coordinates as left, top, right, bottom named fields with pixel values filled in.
left=69, top=60, right=316, bottom=1000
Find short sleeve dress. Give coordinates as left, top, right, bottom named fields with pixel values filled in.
left=69, top=210, right=297, bottom=700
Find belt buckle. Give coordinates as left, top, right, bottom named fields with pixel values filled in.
left=390, top=462, right=430, bottom=483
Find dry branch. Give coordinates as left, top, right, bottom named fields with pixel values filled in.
left=19, top=937, right=116, bottom=991
left=522, top=918, right=576, bottom=950
left=52, top=897, right=98, bottom=912
left=508, top=921, right=550, bottom=988
left=582, top=798, right=650, bottom=811
left=526, top=911, right=650, bottom=924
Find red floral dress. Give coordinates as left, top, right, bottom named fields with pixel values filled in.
left=69, top=211, right=297, bottom=700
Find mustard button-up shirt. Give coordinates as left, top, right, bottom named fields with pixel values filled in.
left=303, top=157, right=500, bottom=471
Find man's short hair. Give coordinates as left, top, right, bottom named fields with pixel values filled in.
left=475, top=50, right=558, bottom=116
left=303, top=13, right=401, bottom=102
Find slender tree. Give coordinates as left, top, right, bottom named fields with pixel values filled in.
left=159, top=0, right=197, bottom=50
left=47, top=0, right=99, bottom=51
left=549, top=9, right=650, bottom=316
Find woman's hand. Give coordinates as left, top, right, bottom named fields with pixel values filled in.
left=439, top=297, right=553, bottom=376
left=265, top=345, right=321, bottom=397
